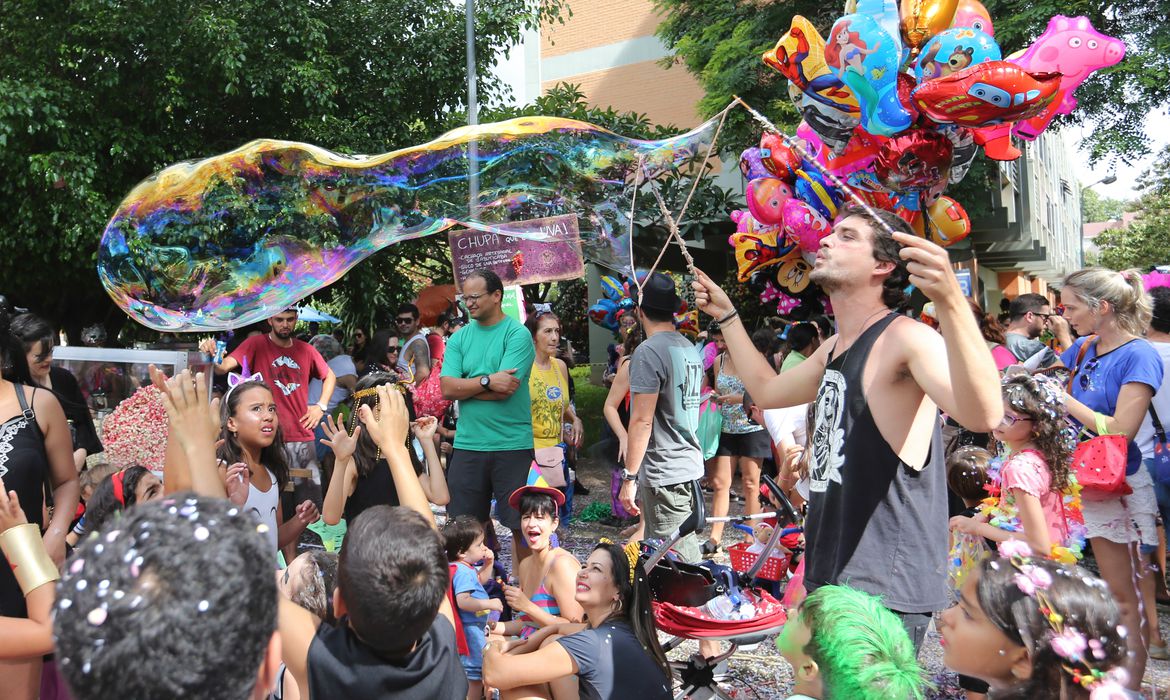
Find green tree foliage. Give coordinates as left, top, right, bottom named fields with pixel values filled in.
left=653, top=0, right=1168, bottom=162
left=1095, top=145, right=1170, bottom=270
left=1095, top=207, right=1170, bottom=271
left=0, top=0, right=564, bottom=338
left=654, top=0, right=838, bottom=150
left=1082, top=188, right=1130, bottom=223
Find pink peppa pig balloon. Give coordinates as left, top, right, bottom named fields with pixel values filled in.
left=747, top=177, right=796, bottom=226
left=1009, top=15, right=1125, bottom=141
left=782, top=198, right=831, bottom=253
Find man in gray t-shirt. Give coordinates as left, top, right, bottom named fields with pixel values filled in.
left=619, top=273, right=704, bottom=564
left=1002, top=293, right=1071, bottom=367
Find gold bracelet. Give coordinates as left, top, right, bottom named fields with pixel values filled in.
left=0, top=524, right=60, bottom=595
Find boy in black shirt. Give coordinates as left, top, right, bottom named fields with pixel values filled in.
left=280, top=385, right=467, bottom=700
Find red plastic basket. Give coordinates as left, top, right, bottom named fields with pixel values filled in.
left=728, top=542, right=787, bottom=581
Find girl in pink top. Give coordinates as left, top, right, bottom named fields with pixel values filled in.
left=950, top=371, right=1083, bottom=560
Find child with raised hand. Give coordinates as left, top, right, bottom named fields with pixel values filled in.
left=949, top=370, right=1084, bottom=561
left=217, top=377, right=319, bottom=556
left=940, top=541, right=1128, bottom=699
left=319, top=374, right=450, bottom=537
left=279, top=384, right=466, bottom=700
left=444, top=516, right=503, bottom=700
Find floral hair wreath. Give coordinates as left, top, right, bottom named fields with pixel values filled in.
left=996, top=540, right=1128, bottom=698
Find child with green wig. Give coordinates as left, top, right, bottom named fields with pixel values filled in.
left=775, top=585, right=927, bottom=700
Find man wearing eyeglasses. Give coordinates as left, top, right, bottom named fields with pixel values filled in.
left=441, top=269, right=536, bottom=562
left=1003, top=293, right=1072, bottom=367
left=395, top=303, right=431, bottom=387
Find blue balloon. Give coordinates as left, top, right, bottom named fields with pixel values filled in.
left=826, top=14, right=912, bottom=137
left=914, top=28, right=1002, bottom=83
left=588, top=298, right=619, bottom=331
left=599, top=275, right=625, bottom=302
left=794, top=170, right=842, bottom=221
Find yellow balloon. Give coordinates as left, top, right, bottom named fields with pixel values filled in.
left=900, top=0, right=960, bottom=49
left=911, top=196, right=971, bottom=246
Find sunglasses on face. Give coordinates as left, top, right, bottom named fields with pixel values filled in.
left=387, top=345, right=400, bottom=353
left=395, top=317, right=415, bottom=325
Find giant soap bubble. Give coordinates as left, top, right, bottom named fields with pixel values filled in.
left=98, top=116, right=719, bottom=331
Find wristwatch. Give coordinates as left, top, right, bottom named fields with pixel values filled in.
left=479, top=375, right=492, bottom=390
left=620, top=468, right=638, bottom=482
left=315, top=402, right=327, bottom=412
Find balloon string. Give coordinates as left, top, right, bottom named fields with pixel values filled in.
left=635, top=99, right=735, bottom=294
left=731, top=95, right=899, bottom=239
left=627, top=156, right=645, bottom=306
left=647, top=181, right=698, bottom=278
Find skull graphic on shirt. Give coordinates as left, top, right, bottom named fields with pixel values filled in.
left=809, top=369, right=846, bottom=493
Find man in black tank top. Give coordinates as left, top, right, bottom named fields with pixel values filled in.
left=693, top=206, right=1003, bottom=651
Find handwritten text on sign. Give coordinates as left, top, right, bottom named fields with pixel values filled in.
left=449, top=215, right=585, bottom=291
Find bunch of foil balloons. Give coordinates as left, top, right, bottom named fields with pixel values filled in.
left=736, top=0, right=1124, bottom=316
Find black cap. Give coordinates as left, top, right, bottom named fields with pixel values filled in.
left=638, top=272, right=682, bottom=314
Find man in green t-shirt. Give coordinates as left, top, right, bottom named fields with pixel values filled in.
left=441, top=269, right=536, bottom=560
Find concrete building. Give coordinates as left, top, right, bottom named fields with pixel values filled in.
left=492, top=0, right=705, bottom=128
left=969, top=129, right=1085, bottom=310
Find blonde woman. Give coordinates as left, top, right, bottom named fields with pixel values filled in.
left=1060, top=267, right=1162, bottom=690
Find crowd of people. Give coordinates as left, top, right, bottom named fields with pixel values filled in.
left=0, top=207, right=1168, bottom=700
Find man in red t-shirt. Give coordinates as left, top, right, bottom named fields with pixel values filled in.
left=204, top=309, right=336, bottom=507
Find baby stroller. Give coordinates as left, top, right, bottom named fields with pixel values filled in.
left=640, top=474, right=803, bottom=700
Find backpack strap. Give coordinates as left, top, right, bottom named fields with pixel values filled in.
left=1151, top=404, right=1168, bottom=444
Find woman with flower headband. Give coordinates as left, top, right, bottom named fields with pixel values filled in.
left=483, top=540, right=671, bottom=699
left=320, top=373, right=448, bottom=537
left=949, top=370, right=1085, bottom=561
left=217, top=376, right=319, bottom=557
left=1059, top=267, right=1163, bottom=689
left=940, top=540, right=1129, bottom=699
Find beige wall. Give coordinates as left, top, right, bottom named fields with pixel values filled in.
left=539, top=0, right=705, bottom=128
left=541, top=0, right=663, bottom=57
left=542, top=59, right=706, bottom=128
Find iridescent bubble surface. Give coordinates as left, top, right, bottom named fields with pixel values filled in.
left=98, top=116, right=718, bottom=331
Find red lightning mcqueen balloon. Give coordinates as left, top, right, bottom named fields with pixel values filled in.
left=911, top=60, right=1062, bottom=128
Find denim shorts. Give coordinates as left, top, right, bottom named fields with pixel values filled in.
left=460, top=620, right=487, bottom=680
